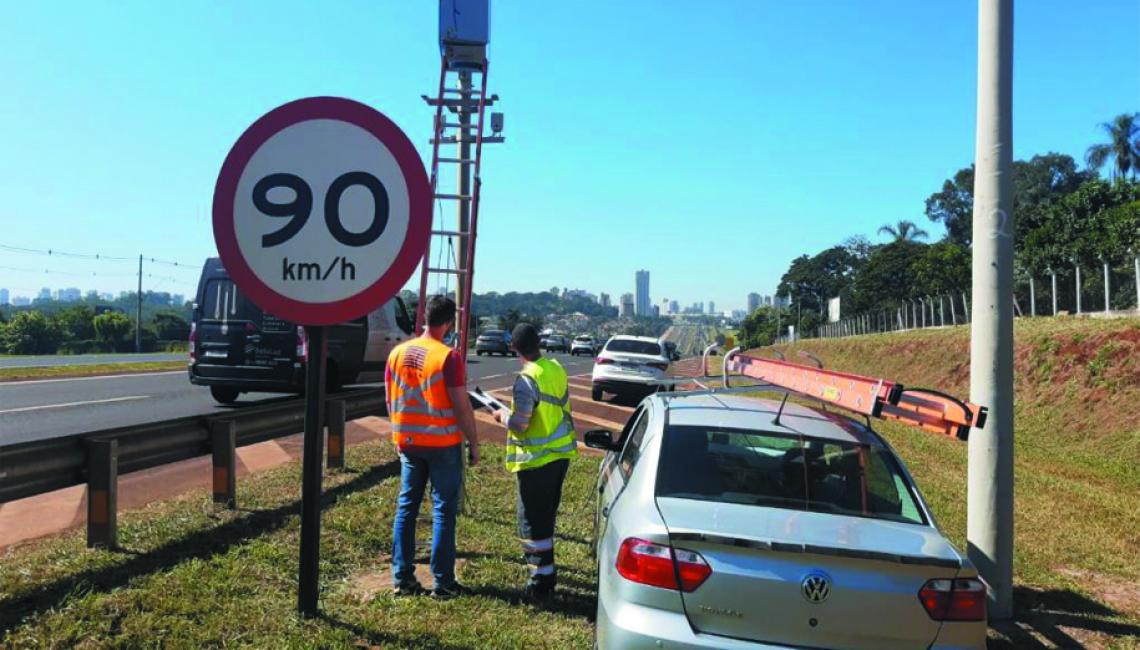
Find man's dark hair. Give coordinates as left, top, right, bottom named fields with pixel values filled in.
left=511, top=323, right=541, bottom=357
left=425, top=295, right=456, bottom=329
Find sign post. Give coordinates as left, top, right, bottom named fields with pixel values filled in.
left=212, top=97, right=430, bottom=616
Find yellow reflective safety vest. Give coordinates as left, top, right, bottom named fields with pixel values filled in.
left=505, top=357, right=578, bottom=472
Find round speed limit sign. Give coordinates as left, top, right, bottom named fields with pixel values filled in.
left=212, top=97, right=431, bottom=326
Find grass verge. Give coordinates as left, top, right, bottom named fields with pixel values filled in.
left=0, top=361, right=186, bottom=382
left=0, top=442, right=600, bottom=649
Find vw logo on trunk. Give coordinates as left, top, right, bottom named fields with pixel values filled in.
left=801, top=574, right=831, bottom=604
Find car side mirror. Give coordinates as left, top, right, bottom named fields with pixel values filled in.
left=584, top=429, right=621, bottom=452
left=671, top=352, right=681, bottom=361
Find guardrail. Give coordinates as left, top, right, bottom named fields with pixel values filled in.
left=0, top=388, right=386, bottom=548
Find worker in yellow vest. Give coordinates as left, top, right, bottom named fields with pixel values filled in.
left=495, top=323, right=577, bottom=597
left=386, top=296, right=479, bottom=599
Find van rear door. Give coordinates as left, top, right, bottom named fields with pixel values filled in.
left=197, top=278, right=295, bottom=373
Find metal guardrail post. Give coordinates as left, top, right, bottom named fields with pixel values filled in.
left=210, top=420, right=237, bottom=508
left=86, top=439, right=118, bottom=549
left=327, top=399, right=346, bottom=469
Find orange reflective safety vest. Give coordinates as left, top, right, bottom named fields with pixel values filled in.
left=387, top=337, right=461, bottom=448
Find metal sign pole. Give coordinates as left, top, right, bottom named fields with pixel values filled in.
left=298, top=325, right=327, bottom=616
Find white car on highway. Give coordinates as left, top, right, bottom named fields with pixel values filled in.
left=591, top=335, right=673, bottom=401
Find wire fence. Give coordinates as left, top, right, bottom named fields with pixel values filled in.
left=811, top=259, right=1140, bottom=341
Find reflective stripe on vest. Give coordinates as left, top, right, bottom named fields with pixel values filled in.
left=505, top=357, right=578, bottom=472
left=388, top=338, right=461, bottom=448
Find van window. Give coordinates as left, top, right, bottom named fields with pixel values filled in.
left=202, top=280, right=270, bottom=325
left=393, top=297, right=414, bottom=335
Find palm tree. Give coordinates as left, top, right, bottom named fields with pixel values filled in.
left=1085, top=113, right=1140, bottom=181
left=878, top=220, right=929, bottom=242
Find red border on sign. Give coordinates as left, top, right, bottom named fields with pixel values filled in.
left=212, top=96, right=430, bottom=326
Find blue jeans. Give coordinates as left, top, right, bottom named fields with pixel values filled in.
left=392, top=445, right=463, bottom=589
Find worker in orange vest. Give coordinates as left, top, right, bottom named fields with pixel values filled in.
left=386, top=295, right=479, bottom=599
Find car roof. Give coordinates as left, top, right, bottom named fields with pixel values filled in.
left=610, top=335, right=662, bottom=343
left=654, top=392, right=884, bottom=447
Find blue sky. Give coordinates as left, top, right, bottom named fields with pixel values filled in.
left=1, top=1, right=1136, bottom=310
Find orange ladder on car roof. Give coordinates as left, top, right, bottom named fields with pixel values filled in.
left=721, top=350, right=988, bottom=440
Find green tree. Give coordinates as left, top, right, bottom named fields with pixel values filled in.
left=93, top=312, right=132, bottom=347
left=850, top=240, right=929, bottom=310
left=877, top=220, right=929, bottom=242
left=777, top=246, right=859, bottom=314
left=925, top=154, right=1092, bottom=247
left=911, top=242, right=971, bottom=297
left=1085, top=113, right=1140, bottom=181
left=53, top=305, right=96, bottom=341
left=0, top=311, right=63, bottom=354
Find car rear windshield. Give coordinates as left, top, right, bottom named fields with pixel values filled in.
left=481, top=330, right=504, bottom=338
left=606, top=339, right=661, bottom=355
left=656, top=426, right=926, bottom=525
left=575, top=336, right=592, bottom=342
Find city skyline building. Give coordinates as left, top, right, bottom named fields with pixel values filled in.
left=635, top=270, right=650, bottom=316
left=747, top=292, right=761, bottom=313
left=620, top=292, right=635, bottom=319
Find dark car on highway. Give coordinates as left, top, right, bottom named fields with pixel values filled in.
left=542, top=334, right=571, bottom=353
left=476, top=329, right=515, bottom=356
left=189, top=258, right=414, bottom=404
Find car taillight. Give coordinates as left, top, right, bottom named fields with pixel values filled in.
left=297, top=326, right=307, bottom=362
left=647, top=362, right=668, bottom=371
left=616, top=538, right=711, bottom=592
left=596, top=357, right=614, bottom=365
left=919, top=578, right=987, bottom=621
left=188, top=322, right=196, bottom=363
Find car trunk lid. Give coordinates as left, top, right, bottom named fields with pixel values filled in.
left=656, top=497, right=958, bottom=650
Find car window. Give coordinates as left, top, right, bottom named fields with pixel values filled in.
left=619, top=410, right=650, bottom=479
left=482, top=330, right=504, bottom=337
left=655, top=426, right=927, bottom=525
left=606, top=339, right=662, bottom=355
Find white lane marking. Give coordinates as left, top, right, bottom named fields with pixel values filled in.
left=1, top=370, right=184, bottom=387
left=0, top=395, right=149, bottom=415
left=479, top=373, right=509, bottom=381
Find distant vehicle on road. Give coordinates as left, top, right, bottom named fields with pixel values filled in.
left=541, top=334, right=571, bottom=354
left=476, top=329, right=515, bottom=356
left=189, top=258, right=414, bottom=404
left=590, top=336, right=672, bottom=401
left=571, top=335, right=602, bottom=356
left=585, top=390, right=986, bottom=650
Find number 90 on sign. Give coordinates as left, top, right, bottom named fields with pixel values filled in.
left=253, top=171, right=389, bottom=249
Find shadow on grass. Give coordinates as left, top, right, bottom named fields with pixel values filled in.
left=988, top=585, right=1140, bottom=649
left=317, top=611, right=481, bottom=650
left=0, top=458, right=401, bottom=636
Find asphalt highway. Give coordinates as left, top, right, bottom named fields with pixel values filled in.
left=0, top=352, right=597, bottom=446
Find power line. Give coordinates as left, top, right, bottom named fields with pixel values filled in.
left=0, top=244, right=196, bottom=269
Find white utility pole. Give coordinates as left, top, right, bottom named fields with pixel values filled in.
left=1050, top=270, right=1058, bottom=316
left=1102, top=258, right=1111, bottom=314
left=1029, top=277, right=1035, bottom=317
left=1075, top=261, right=1082, bottom=314
left=1134, top=252, right=1140, bottom=313
left=968, top=0, right=1015, bottom=621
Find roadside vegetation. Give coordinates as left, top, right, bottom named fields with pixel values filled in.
left=734, top=112, right=1140, bottom=344
left=0, top=360, right=186, bottom=382
left=0, top=301, right=191, bottom=355
left=0, top=443, right=600, bottom=649
left=769, top=316, right=1140, bottom=648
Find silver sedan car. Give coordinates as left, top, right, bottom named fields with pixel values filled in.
left=584, top=390, right=986, bottom=650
